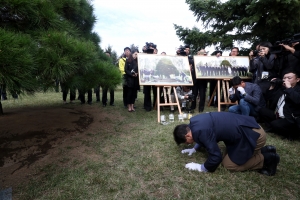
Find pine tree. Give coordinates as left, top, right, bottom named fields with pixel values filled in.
left=174, top=0, right=300, bottom=52
left=0, top=0, right=122, bottom=114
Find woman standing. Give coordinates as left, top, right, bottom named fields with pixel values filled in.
left=252, top=42, right=277, bottom=98
left=125, top=49, right=139, bottom=112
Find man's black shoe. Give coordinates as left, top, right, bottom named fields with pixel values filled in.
left=110, top=104, right=115, bottom=106
left=258, top=169, right=272, bottom=176
left=88, top=101, right=92, bottom=105
left=262, top=152, right=280, bottom=176
left=261, top=145, right=276, bottom=154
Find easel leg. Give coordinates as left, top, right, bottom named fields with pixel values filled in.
left=157, top=87, right=160, bottom=123
left=208, top=84, right=217, bottom=107
left=173, top=86, right=182, bottom=114
left=217, top=80, right=220, bottom=112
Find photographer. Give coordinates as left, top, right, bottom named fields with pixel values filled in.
left=276, top=42, right=300, bottom=78
left=176, top=44, right=190, bottom=56
left=260, top=71, right=300, bottom=139
left=192, top=49, right=208, bottom=112
left=251, top=42, right=277, bottom=99
left=125, top=49, right=139, bottom=112
left=142, top=42, right=158, bottom=111
left=142, top=42, right=157, bottom=54
left=249, top=44, right=260, bottom=83
left=228, top=76, right=266, bottom=118
left=171, top=86, right=193, bottom=110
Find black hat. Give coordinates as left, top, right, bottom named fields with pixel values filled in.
left=124, top=47, right=131, bottom=52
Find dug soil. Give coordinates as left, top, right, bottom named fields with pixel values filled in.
left=0, top=104, right=117, bottom=189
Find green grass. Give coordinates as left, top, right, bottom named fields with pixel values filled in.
left=2, top=87, right=300, bottom=199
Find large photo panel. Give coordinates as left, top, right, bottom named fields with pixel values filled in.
left=194, top=56, right=250, bottom=79
left=138, top=54, right=193, bottom=86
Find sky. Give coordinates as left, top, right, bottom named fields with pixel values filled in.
left=92, top=0, right=230, bottom=56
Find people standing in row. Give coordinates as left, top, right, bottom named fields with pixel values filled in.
left=102, top=52, right=115, bottom=107
left=61, top=82, right=76, bottom=104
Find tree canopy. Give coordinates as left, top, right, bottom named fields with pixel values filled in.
left=174, top=0, right=300, bottom=52
left=0, top=0, right=121, bottom=114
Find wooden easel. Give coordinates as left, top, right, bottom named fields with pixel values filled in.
left=157, top=86, right=182, bottom=123
left=208, top=79, right=237, bottom=112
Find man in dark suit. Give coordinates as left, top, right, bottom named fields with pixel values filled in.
left=173, top=112, right=280, bottom=176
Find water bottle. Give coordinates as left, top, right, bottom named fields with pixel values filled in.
left=169, top=113, right=174, bottom=122
left=188, top=111, right=192, bottom=120
left=161, top=115, right=166, bottom=123
left=178, top=114, right=184, bottom=122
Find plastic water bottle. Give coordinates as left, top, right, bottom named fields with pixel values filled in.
left=188, top=111, right=192, bottom=120
left=169, top=113, right=174, bottom=122
left=161, top=115, right=166, bottom=123
left=178, top=114, right=184, bottom=122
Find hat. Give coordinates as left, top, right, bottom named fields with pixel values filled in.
left=124, top=47, right=131, bottom=52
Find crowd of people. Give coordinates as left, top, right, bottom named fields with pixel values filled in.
left=2, top=39, right=299, bottom=177
left=173, top=41, right=300, bottom=177
left=117, top=42, right=299, bottom=139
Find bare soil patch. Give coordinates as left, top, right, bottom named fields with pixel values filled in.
left=0, top=104, right=118, bottom=189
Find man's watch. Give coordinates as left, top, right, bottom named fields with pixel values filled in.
left=242, top=93, right=247, bottom=97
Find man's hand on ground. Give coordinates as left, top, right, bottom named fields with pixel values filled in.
left=181, top=148, right=196, bottom=156
left=185, top=162, right=207, bottom=172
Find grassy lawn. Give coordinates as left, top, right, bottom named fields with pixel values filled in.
left=1, top=87, right=300, bottom=199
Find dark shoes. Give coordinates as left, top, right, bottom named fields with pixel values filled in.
left=261, top=145, right=276, bottom=154
left=260, top=152, right=280, bottom=176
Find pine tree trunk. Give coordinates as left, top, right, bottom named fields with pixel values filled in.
left=0, top=101, right=3, bottom=115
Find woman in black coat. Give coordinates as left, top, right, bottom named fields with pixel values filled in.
left=252, top=42, right=277, bottom=99
left=125, top=49, right=139, bottom=112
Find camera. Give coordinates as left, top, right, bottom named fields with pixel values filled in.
left=177, top=45, right=187, bottom=56
left=270, top=33, right=300, bottom=54
left=187, top=94, right=194, bottom=101
left=270, top=79, right=283, bottom=87
left=252, top=50, right=259, bottom=57
left=143, top=42, right=156, bottom=54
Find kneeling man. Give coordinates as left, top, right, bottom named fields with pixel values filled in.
left=173, top=112, right=279, bottom=176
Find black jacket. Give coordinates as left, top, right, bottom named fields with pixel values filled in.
left=283, top=84, right=300, bottom=123
left=250, top=54, right=277, bottom=94
left=125, top=59, right=139, bottom=88
left=276, top=51, right=300, bottom=78
left=189, top=112, right=260, bottom=172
